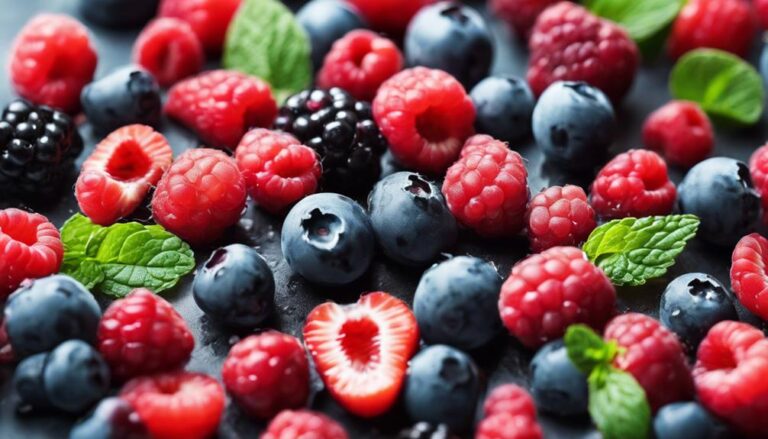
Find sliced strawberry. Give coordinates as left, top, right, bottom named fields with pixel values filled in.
left=76, top=124, right=173, bottom=226
left=303, top=292, right=419, bottom=418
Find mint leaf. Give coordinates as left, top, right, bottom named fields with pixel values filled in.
left=588, top=365, right=651, bottom=439
left=670, top=49, right=765, bottom=125
left=61, top=214, right=105, bottom=288
left=583, top=215, right=700, bottom=286
left=564, top=324, right=619, bottom=374
left=223, top=0, right=312, bottom=102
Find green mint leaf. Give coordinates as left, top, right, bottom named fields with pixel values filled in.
left=61, top=214, right=105, bottom=289
left=588, top=365, right=651, bottom=439
left=223, top=0, right=312, bottom=103
left=583, top=215, right=700, bottom=286
left=670, top=49, right=765, bottom=125
left=564, top=324, right=619, bottom=374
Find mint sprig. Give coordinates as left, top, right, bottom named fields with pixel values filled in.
left=564, top=324, right=620, bottom=374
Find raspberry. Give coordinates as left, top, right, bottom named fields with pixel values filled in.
left=477, top=384, right=543, bottom=439
left=151, top=148, right=246, bottom=245
left=589, top=149, right=677, bottom=220
left=441, top=135, right=529, bottom=238
left=8, top=14, right=97, bottom=113
left=347, top=0, right=436, bottom=35
left=317, top=30, right=403, bottom=102
left=235, top=128, right=321, bottom=214
left=527, top=2, right=638, bottom=102
left=498, top=246, right=616, bottom=349
left=132, top=18, right=204, bottom=87
left=730, top=233, right=768, bottom=321
left=165, top=70, right=277, bottom=150
left=489, top=0, right=559, bottom=39
left=668, top=0, right=756, bottom=59
left=0, top=209, right=62, bottom=299
left=221, top=331, right=310, bottom=419
left=373, top=67, right=476, bottom=174
left=120, top=371, right=225, bottom=439
left=604, top=313, right=694, bottom=412
left=526, top=185, right=597, bottom=253
left=758, top=0, right=768, bottom=29
left=694, top=321, right=768, bottom=437
left=483, top=384, right=537, bottom=419
left=97, top=289, right=194, bottom=381
left=750, top=146, right=768, bottom=225
left=262, top=409, right=349, bottom=439
left=158, top=0, right=241, bottom=53
left=642, top=101, right=713, bottom=168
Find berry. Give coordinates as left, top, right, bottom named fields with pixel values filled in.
left=526, top=185, right=597, bottom=253
left=262, top=409, right=349, bottom=439
left=281, top=193, right=375, bottom=285
left=759, top=0, right=768, bottom=29
left=297, top=0, right=367, bottom=70
left=234, top=128, right=321, bottom=214
left=668, top=0, right=755, bottom=59
left=13, top=352, right=52, bottom=410
left=78, top=0, right=159, bottom=28
left=98, top=289, right=194, bottom=381
left=132, top=18, right=204, bottom=87
left=694, top=321, right=768, bottom=437
left=165, top=70, right=277, bottom=150
left=9, top=14, right=98, bottom=113
left=531, top=81, right=615, bottom=171
left=151, top=148, right=247, bottom=245
left=318, top=30, right=403, bottom=102
left=367, top=172, right=457, bottom=266
left=499, top=246, right=616, bottom=349
left=222, top=331, right=309, bottom=419
left=373, top=67, right=476, bottom=174
left=404, top=345, right=480, bottom=431
left=4, top=275, right=101, bottom=358
left=70, top=397, right=149, bottom=439
left=193, top=244, right=275, bottom=328
left=158, top=0, right=241, bottom=53
left=413, top=256, right=502, bottom=350
left=750, top=144, right=768, bottom=224
left=730, top=233, right=768, bottom=322
left=489, top=0, right=559, bottom=39
left=404, top=2, right=493, bottom=89
left=120, top=371, right=225, bottom=439
left=530, top=340, right=589, bottom=416
left=477, top=384, right=543, bottom=439
left=483, top=384, right=537, bottom=419
left=470, top=76, right=535, bottom=145
left=75, top=124, right=173, bottom=226
left=303, top=292, right=419, bottom=417
left=43, top=340, right=110, bottom=413
left=678, top=157, right=761, bottom=247
left=654, top=401, right=731, bottom=439
left=589, top=149, right=677, bottom=220
left=0, top=209, right=63, bottom=298
left=605, top=313, right=694, bottom=411
left=642, top=101, right=713, bottom=168
left=347, top=0, right=436, bottom=35
left=275, top=87, right=388, bottom=194
left=398, top=422, right=459, bottom=439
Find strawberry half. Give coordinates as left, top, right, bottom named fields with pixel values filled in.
left=303, top=292, right=419, bottom=418
left=76, top=124, right=173, bottom=226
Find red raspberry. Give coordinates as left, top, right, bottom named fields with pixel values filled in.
left=234, top=129, right=321, bottom=214
left=317, top=30, right=403, bottom=102
left=262, top=409, right=349, bottom=439
left=152, top=148, right=247, bottom=245
left=98, top=288, right=194, bottom=381
left=750, top=146, right=768, bottom=225
left=499, top=246, right=616, bottom=349
left=8, top=14, right=97, bottom=113
left=477, top=384, right=543, bottom=439
left=442, top=135, right=529, bottom=237
left=527, top=2, right=638, bottom=102
left=76, top=125, right=173, bottom=226
left=526, top=185, right=596, bottom=253
left=120, top=371, right=225, bottom=439
left=694, top=321, right=768, bottom=437
left=347, top=0, right=436, bottom=35
left=158, top=0, right=241, bottom=53
left=165, top=70, right=277, bottom=150
left=758, top=0, right=768, bottom=29
left=604, top=313, right=694, bottom=412
left=0, top=209, right=62, bottom=299
left=668, top=0, right=756, bottom=59
left=589, top=149, right=677, bottom=220
left=373, top=67, right=475, bottom=174
left=642, top=101, right=713, bottom=168
left=222, top=331, right=310, bottom=419
left=730, top=233, right=768, bottom=321
left=489, top=0, right=559, bottom=39
left=132, top=18, right=204, bottom=87
left=483, top=384, right=537, bottom=419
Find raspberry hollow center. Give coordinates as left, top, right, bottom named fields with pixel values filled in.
left=416, top=107, right=452, bottom=143
left=106, top=140, right=152, bottom=181
left=338, top=317, right=380, bottom=370
left=0, top=220, right=37, bottom=245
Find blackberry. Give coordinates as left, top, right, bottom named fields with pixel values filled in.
left=0, top=99, right=83, bottom=199
left=274, top=87, right=388, bottom=195
left=398, top=422, right=459, bottom=439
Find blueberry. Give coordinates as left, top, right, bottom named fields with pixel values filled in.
left=193, top=244, right=275, bottom=328
left=297, top=0, right=367, bottom=71
left=44, top=340, right=110, bottom=414
left=532, top=81, right=616, bottom=171
left=78, top=0, right=159, bottom=28
left=404, top=2, right=494, bottom=89
left=678, top=157, right=761, bottom=247
left=80, top=65, right=162, bottom=135
left=530, top=340, right=589, bottom=417
left=654, top=402, right=731, bottom=439
left=13, top=352, right=52, bottom=411
left=70, top=397, right=149, bottom=439
left=4, top=275, right=101, bottom=358
left=368, top=172, right=457, bottom=266
left=281, top=193, right=375, bottom=285
left=470, top=76, right=535, bottom=145
left=761, top=42, right=768, bottom=87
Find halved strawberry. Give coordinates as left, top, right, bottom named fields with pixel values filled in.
left=303, top=292, right=419, bottom=418
left=75, top=124, right=173, bottom=226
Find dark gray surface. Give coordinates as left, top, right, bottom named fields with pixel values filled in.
left=0, top=1, right=765, bottom=438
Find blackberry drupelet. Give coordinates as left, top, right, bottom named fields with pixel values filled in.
left=398, top=422, right=460, bottom=439
left=0, top=99, right=83, bottom=199
left=274, top=87, right=388, bottom=195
